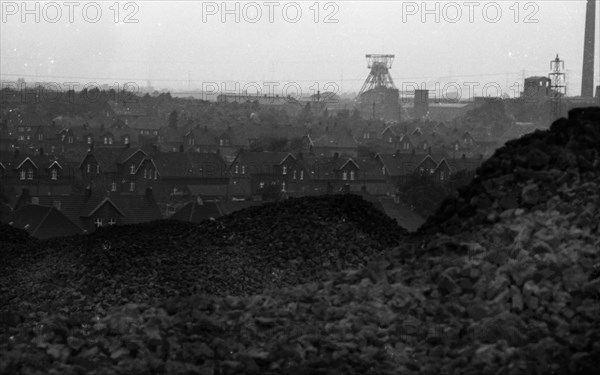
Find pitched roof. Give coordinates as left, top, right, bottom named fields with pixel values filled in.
left=377, top=153, right=422, bottom=177
left=80, top=147, right=147, bottom=172
left=234, top=151, right=289, bottom=173
left=34, top=192, right=161, bottom=227
left=5, top=154, right=67, bottom=171
left=152, top=152, right=228, bottom=178
left=170, top=198, right=222, bottom=223
left=7, top=204, right=83, bottom=239
left=355, top=156, right=386, bottom=180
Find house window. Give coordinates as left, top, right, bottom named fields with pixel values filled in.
left=235, top=164, right=239, bottom=174
left=281, top=182, right=286, bottom=192
left=87, top=136, right=92, bottom=144
left=241, top=165, right=245, bottom=174
left=130, top=182, right=135, bottom=192
left=300, top=170, right=304, bottom=180
left=149, top=169, right=153, bottom=179
left=423, top=144, right=427, bottom=150
left=108, top=218, right=117, bottom=226
left=26, top=136, right=30, bottom=141
left=388, top=137, right=393, bottom=143
left=342, top=171, right=347, bottom=180
left=108, top=138, right=113, bottom=145
left=51, top=146, right=55, bottom=153
left=282, top=165, right=287, bottom=175
left=382, top=166, right=386, bottom=175
left=144, top=168, right=148, bottom=179
left=293, top=170, right=297, bottom=180
left=20, top=170, right=26, bottom=180
left=31, top=197, right=39, bottom=205
left=51, top=169, right=58, bottom=180
left=111, top=182, right=117, bottom=191
left=104, top=137, right=108, bottom=144
left=38, top=134, right=43, bottom=141
left=94, top=218, right=103, bottom=228
left=259, top=182, right=265, bottom=189
left=124, top=137, right=129, bottom=145
left=87, top=164, right=91, bottom=173
left=53, top=200, right=61, bottom=210
left=130, top=164, right=135, bottom=174
left=61, top=134, right=66, bottom=141
left=219, top=139, right=224, bottom=146
left=404, top=143, right=409, bottom=150
left=27, top=169, right=34, bottom=180
left=440, top=171, right=445, bottom=181
left=350, top=170, right=355, bottom=180
left=68, top=136, right=73, bottom=144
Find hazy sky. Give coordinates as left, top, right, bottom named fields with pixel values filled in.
left=1, top=0, right=599, bottom=98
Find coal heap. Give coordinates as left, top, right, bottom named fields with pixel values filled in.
left=0, top=194, right=406, bottom=324
left=421, top=107, right=600, bottom=235
left=0, top=223, right=32, bottom=245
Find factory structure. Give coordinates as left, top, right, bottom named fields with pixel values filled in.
left=354, top=0, right=598, bottom=123
left=355, top=54, right=401, bottom=122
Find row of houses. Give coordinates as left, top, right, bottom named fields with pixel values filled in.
left=1, top=145, right=481, bottom=200
left=2, top=146, right=481, bottom=239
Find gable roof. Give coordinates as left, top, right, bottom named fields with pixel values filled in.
left=47, top=160, right=63, bottom=170
left=16, top=157, right=38, bottom=170
left=376, top=153, right=422, bottom=177
left=84, top=197, right=127, bottom=218
left=7, top=204, right=83, bottom=239
left=339, top=159, right=360, bottom=170
left=33, top=192, right=162, bottom=228
left=80, top=147, right=147, bottom=172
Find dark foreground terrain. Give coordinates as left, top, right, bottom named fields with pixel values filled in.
left=1, top=107, right=600, bottom=374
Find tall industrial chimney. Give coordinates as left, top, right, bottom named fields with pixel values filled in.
left=581, top=0, right=596, bottom=98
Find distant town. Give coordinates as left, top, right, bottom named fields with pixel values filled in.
left=1, top=53, right=599, bottom=238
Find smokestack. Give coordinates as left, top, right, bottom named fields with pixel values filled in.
left=581, top=0, right=596, bottom=98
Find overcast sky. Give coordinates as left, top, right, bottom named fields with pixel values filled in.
left=1, top=0, right=599, bottom=98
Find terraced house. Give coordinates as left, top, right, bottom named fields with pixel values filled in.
left=0, top=150, right=76, bottom=199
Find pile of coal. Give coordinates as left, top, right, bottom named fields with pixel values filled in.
left=421, top=107, right=600, bottom=235
left=0, top=194, right=407, bottom=329
left=0, top=223, right=32, bottom=245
